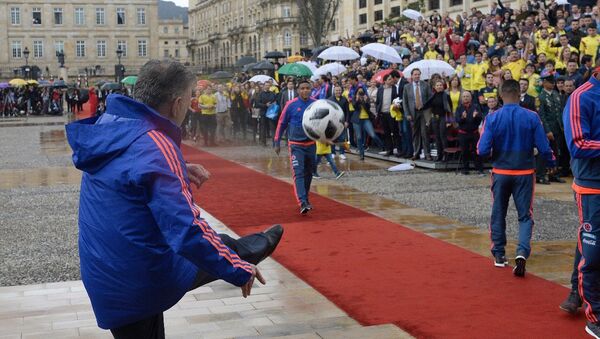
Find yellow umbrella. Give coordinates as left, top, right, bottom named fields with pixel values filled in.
left=287, top=55, right=303, bottom=63
left=9, top=78, right=28, bottom=87
left=27, top=79, right=39, bottom=85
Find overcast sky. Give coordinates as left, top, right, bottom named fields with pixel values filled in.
left=170, top=0, right=189, bottom=7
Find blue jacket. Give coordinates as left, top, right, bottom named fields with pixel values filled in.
left=273, top=96, right=316, bottom=146
left=563, top=76, right=600, bottom=190
left=477, top=103, right=554, bottom=173
left=65, top=95, right=252, bottom=329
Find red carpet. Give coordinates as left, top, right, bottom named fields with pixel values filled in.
left=182, top=144, right=586, bottom=339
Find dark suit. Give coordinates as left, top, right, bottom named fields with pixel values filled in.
left=376, top=85, right=400, bottom=155
left=519, top=94, right=537, bottom=112
left=403, top=80, right=432, bottom=158
left=279, top=88, right=298, bottom=109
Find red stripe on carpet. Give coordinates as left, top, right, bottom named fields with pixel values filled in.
left=182, top=145, right=586, bottom=339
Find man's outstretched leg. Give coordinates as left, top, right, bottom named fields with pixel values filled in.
left=189, top=225, right=284, bottom=290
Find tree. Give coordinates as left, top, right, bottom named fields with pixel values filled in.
left=296, top=0, right=341, bottom=48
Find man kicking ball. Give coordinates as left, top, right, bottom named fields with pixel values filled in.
left=273, top=80, right=316, bottom=215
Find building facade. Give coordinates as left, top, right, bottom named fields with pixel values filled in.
left=0, top=0, right=159, bottom=81
left=158, top=19, right=189, bottom=63
left=188, top=0, right=312, bottom=72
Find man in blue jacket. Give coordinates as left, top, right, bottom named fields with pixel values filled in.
left=273, top=80, right=316, bottom=215
left=477, top=79, right=555, bottom=277
left=65, top=59, right=283, bottom=338
left=560, top=69, right=600, bottom=338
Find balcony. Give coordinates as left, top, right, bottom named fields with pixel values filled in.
left=256, top=16, right=298, bottom=29
left=208, top=32, right=220, bottom=42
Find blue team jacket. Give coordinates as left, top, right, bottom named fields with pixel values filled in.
left=563, top=76, right=600, bottom=190
left=477, top=103, right=554, bottom=173
left=65, top=94, right=252, bottom=329
left=273, top=96, right=316, bottom=146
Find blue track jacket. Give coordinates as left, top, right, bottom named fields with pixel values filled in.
left=65, top=95, right=252, bottom=329
left=273, top=96, right=316, bottom=147
left=563, top=75, right=600, bottom=191
left=477, top=103, right=555, bottom=173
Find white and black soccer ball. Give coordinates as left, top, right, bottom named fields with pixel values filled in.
left=302, top=99, right=345, bottom=143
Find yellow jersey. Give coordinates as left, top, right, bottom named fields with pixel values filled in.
left=359, top=106, right=369, bottom=120
left=424, top=50, right=440, bottom=60
left=449, top=90, right=461, bottom=113
left=580, top=35, right=600, bottom=62
left=316, top=141, right=332, bottom=155
left=343, top=90, right=354, bottom=112
left=199, top=94, right=217, bottom=115
left=502, top=59, right=526, bottom=80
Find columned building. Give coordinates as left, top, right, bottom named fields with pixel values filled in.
left=188, top=0, right=312, bottom=72
left=158, top=19, right=189, bottom=63
left=0, top=0, right=159, bottom=80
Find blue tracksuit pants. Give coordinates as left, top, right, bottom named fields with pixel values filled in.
left=288, top=143, right=316, bottom=206
left=489, top=173, right=535, bottom=258
left=576, top=193, right=600, bottom=324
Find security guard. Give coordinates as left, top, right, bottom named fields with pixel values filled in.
left=538, top=75, right=566, bottom=184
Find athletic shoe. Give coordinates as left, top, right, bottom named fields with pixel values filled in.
left=339, top=154, right=347, bottom=160
left=560, top=290, right=582, bottom=314
left=306, top=202, right=313, bottom=211
left=513, top=255, right=527, bottom=277
left=313, top=174, right=321, bottom=179
left=300, top=202, right=310, bottom=215
left=336, top=171, right=346, bottom=180
left=494, top=254, right=508, bottom=268
left=586, top=321, right=600, bottom=339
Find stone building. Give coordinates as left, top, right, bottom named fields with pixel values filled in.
left=159, top=18, right=189, bottom=63
left=0, top=0, right=159, bottom=80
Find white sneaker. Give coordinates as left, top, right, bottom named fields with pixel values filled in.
left=339, top=154, right=347, bottom=160
left=336, top=171, right=345, bottom=180
left=378, top=151, right=387, bottom=155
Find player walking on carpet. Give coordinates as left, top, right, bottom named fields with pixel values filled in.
left=561, top=69, right=600, bottom=338
left=477, top=79, right=555, bottom=276
left=273, top=80, right=316, bottom=215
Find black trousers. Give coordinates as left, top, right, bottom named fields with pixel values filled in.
left=380, top=113, right=400, bottom=154
left=458, top=132, right=482, bottom=172
left=200, top=114, right=217, bottom=146
left=110, top=231, right=271, bottom=339
left=231, top=109, right=248, bottom=138
left=431, top=115, right=448, bottom=157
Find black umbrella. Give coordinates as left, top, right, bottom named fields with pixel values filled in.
left=357, top=32, right=375, bottom=42
left=242, top=62, right=257, bottom=72
left=235, top=56, right=258, bottom=67
left=264, top=51, right=286, bottom=59
left=209, top=71, right=233, bottom=79
left=311, top=46, right=329, bottom=58
left=101, top=82, right=122, bottom=91
left=52, top=80, right=67, bottom=88
left=252, top=60, right=275, bottom=71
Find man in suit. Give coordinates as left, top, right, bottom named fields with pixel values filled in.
left=403, top=68, right=433, bottom=161
left=279, top=79, right=298, bottom=109
left=376, top=74, right=400, bottom=156
left=518, top=78, right=537, bottom=112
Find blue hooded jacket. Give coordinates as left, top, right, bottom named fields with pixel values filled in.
left=65, top=94, right=252, bottom=329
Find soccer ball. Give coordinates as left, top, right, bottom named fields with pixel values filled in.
left=302, top=99, right=345, bottom=143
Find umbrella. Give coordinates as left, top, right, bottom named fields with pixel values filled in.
left=402, top=9, right=423, bottom=21
left=0, top=82, right=10, bottom=89
left=235, top=56, right=257, bottom=67
left=209, top=71, right=233, bottom=79
left=311, top=46, right=329, bottom=57
left=372, top=69, right=395, bottom=84
left=277, top=63, right=313, bottom=77
left=318, top=46, right=360, bottom=61
left=264, top=51, right=286, bottom=59
left=242, top=63, right=257, bottom=72
left=197, top=79, right=212, bottom=89
left=357, top=32, right=375, bottom=43
left=297, top=61, right=318, bottom=74
left=556, top=0, right=569, bottom=4
left=402, top=60, right=455, bottom=80
left=121, top=75, right=138, bottom=86
left=249, top=75, right=276, bottom=83
left=315, top=62, right=347, bottom=76
left=38, top=80, right=52, bottom=87
left=95, top=80, right=107, bottom=87
left=9, top=78, right=28, bottom=87
left=52, top=80, right=67, bottom=88
left=101, top=82, right=122, bottom=91
left=252, top=60, right=275, bottom=71
left=361, top=43, right=402, bottom=64
left=287, top=55, right=304, bottom=63
left=27, top=79, right=39, bottom=85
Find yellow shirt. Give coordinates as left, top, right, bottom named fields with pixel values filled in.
left=487, top=34, right=496, bottom=47
left=359, top=106, right=369, bottom=119
left=536, top=37, right=554, bottom=60
left=316, top=141, right=332, bottom=155
left=449, top=90, right=461, bottom=113
left=524, top=73, right=540, bottom=98
left=502, top=59, right=526, bottom=80
left=199, top=94, right=217, bottom=115
left=580, top=35, right=600, bottom=62
left=343, top=90, right=354, bottom=112
left=471, top=63, right=488, bottom=91
left=456, top=65, right=471, bottom=91
left=424, top=50, right=439, bottom=60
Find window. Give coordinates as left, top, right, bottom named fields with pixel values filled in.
left=164, top=41, right=168, bottom=45
left=331, top=18, right=337, bottom=31
left=450, top=0, right=463, bottom=6
left=138, top=39, right=147, bottom=57
left=375, top=10, right=383, bottom=21
left=164, top=49, right=169, bottom=57
left=33, top=40, right=43, bottom=58
left=282, top=6, right=291, bottom=18
left=359, top=0, right=367, bottom=9
left=428, top=0, right=440, bottom=10
left=175, top=27, right=179, bottom=33
left=137, top=8, right=146, bottom=25
left=175, top=49, right=180, bottom=58
left=32, top=7, right=42, bottom=25
left=96, top=8, right=105, bottom=25
left=300, top=31, right=308, bottom=45
left=97, top=40, right=106, bottom=57
left=75, top=8, right=85, bottom=25
left=284, top=31, right=292, bottom=47
left=11, top=41, right=22, bottom=58
left=54, top=8, right=63, bottom=25
left=391, top=6, right=401, bottom=17
left=175, top=41, right=179, bottom=45
left=117, top=8, right=125, bottom=25
left=163, top=26, right=168, bottom=34
left=54, top=41, right=64, bottom=55
left=374, top=0, right=383, bottom=4
left=76, top=40, right=86, bottom=57
left=359, top=13, right=367, bottom=25
left=117, top=40, right=127, bottom=57
left=11, top=7, right=21, bottom=25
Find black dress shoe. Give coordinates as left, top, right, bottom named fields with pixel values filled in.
left=257, top=224, right=284, bottom=262
left=536, top=177, right=550, bottom=185
left=549, top=176, right=566, bottom=183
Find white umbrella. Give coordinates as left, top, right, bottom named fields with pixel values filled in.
left=361, top=43, right=402, bottom=64
left=402, top=60, right=455, bottom=80
left=318, top=46, right=360, bottom=61
left=402, top=9, right=423, bottom=21
left=556, top=0, right=569, bottom=4
left=315, top=62, right=347, bottom=76
left=296, top=61, right=318, bottom=73
left=249, top=74, right=276, bottom=83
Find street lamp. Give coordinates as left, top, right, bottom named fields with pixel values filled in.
left=23, top=47, right=30, bottom=79
left=115, top=47, right=123, bottom=83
